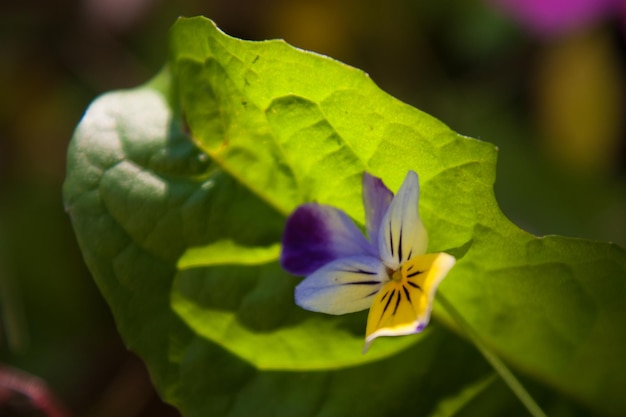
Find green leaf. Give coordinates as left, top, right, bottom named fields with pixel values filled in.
left=427, top=373, right=498, bottom=417
left=64, top=68, right=516, bottom=417
left=64, top=16, right=626, bottom=417
left=174, top=239, right=418, bottom=369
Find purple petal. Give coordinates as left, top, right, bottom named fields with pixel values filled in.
left=362, top=172, right=393, bottom=246
left=281, top=203, right=376, bottom=276
left=295, top=255, right=387, bottom=314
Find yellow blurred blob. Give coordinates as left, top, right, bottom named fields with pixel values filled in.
left=264, top=0, right=354, bottom=60
left=534, top=28, right=625, bottom=176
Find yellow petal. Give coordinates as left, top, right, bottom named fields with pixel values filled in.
left=364, top=252, right=455, bottom=352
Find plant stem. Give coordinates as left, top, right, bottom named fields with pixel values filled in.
left=437, top=293, right=547, bottom=417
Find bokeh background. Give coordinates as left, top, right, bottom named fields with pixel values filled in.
left=1, top=0, right=625, bottom=415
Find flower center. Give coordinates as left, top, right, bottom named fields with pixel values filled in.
left=391, top=268, right=403, bottom=283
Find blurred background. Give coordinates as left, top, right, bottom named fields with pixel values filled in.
left=1, top=0, right=624, bottom=415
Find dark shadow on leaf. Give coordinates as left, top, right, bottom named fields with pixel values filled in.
left=174, top=262, right=312, bottom=333
left=446, top=238, right=474, bottom=261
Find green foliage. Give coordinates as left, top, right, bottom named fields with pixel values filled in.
left=64, top=16, right=626, bottom=416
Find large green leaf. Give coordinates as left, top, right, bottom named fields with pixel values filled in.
left=62, top=69, right=517, bottom=417
left=64, top=16, right=626, bottom=416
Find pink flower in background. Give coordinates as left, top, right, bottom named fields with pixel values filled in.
left=491, top=0, right=625, bottom=37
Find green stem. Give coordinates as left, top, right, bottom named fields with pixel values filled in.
left=437, top=293, right=547, bottom=417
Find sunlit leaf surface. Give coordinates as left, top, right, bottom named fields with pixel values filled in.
left=64, top=17, right=626, bottom=417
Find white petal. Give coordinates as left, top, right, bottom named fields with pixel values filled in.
left=377, top=171, right=428, bottom=270
left=295, top=256, right=388, bottom=315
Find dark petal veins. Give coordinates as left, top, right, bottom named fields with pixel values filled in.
left=398, top=226, right=403, bottom=262
left=402, top=285, right=412, bottom=304
left=294, top=255, right=386, bottom=314
left=407, top=270, right=423, bottom=278
left=365, top=289, right=380, bottom=298
left=341, top=269, right=378, bottom=275
left=389, top=222, right=394, bottom=258
left=380, top=291, right=390, bottom=302
left=393, top=290, right=402, bottom=315
left=382, top=289, right=396, bottom=316
left=342, top=280, right=381, bottom=286
left=407, top=281, right=422, bottom=291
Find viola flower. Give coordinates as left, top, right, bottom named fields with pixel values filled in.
left=281, top=171, right=456, bottom=351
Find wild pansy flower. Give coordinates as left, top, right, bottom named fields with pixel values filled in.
left=281, top=171, right=456, bottom=351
